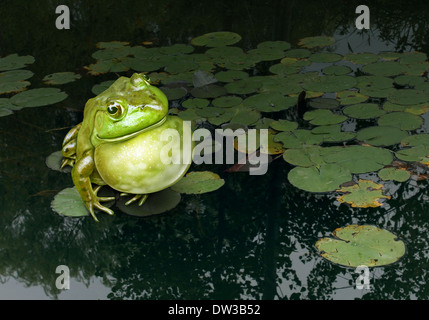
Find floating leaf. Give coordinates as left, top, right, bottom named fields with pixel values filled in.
left=399, top=51, right=427, bottom=64
left=190, top=31, right=241, bottom=47
left=309, top=53, right=342, bottom=63
left=362, top=61, right=406, bottom=77
left=230, top=106, right=261, bottom=125
left=91, top=80, right=115, bottom=95
left=116, top=188, right=181, bottom=217
left=288, top=164, right=352, bottom=193
left=387, top=89, right=429, bottom=106
left=302, top=75, right=356, bottom=93
left=311, top=125, right=356, bottom=143
left=192, top=70, right=218, bottom=87
left=343, top=103, right=386, bottom=119
left=0, top=54, right=35, bottom=71
left=321, top=145, right=393, bottom=174
left=303, top=109, right=347, bottom=125
left=394, top=75, right=425, bottom=87
left=243, top=92, right=296, bottom=112
left=344, top=52, right=378, bottom=65
left=274, top=129, right=324, bottom=148
left=170, top=171, right=225, bottom=194
left=308, top=98, right=339, bottom=109
left=269, top=119, right=298, bottom=132
left=11, top=88, right=68, bottom=108
left=215, top=70, right=248, bottom=83
left=377, top=111, right=423, bottom=130
left=212, top=95, right=242, bottom=108
left=356, top=126, right=408, bottom=146
left=337, top=180, right=390, bottom=208
left=395, top=145, right=429, bottom=162
left=283, top=48, right=311, bottom=58
left=191, top=84, right=226, bottom=98
left=182, top=98, right=209, bottom=109
left=298, top=36, right=335, bottom=48
left=283, top=146, right=324, bottom=167
left=0, top=70, right=33, bottom=83
left=269, top=63, right=301, bottom=76
left=92, top=46, right=132, bottom=60
left=43, top=72, right=81, bottom=85
left=225, top=79, right=261, bottom=94
left=125, top=58, right=163, bottom=72
left=45, top=150, right=71, bottom=173
left=316, top=225, right=405, bottom=267
left=322, top=65, right=352, bottom=75
left=336, top=90, right=369, bottom=105
left=378, top=167, right=410, bottom=182
left=51, top=187, right=89, bottom=217
left=159, top=43, right=194, bottom=55
left=257, top=40, right=291, bottom=51
left=0, top=81, right=30, bottom=95
left=160, top=87, right=187, bottom=100
left=96, top=41, right=130, bottom=49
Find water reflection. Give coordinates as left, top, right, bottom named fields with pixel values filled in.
left=0, top=0, right=428, bottom=300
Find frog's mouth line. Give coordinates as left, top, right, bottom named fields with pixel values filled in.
left=96, top=116, right=167, bottom=143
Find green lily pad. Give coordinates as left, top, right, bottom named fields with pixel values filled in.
left=269, top=119, right=298, bottom=132
left=394, top=75, right=425, bottom=87
left=170, top=171, right=225, bottom=194
left=96, top=41, right=130, bottom=49
left=51, top=187, right=89, bottom=217
left=283, top=146, right=324, bottom=167
left=269, top=63, right=302, bottom=76
left=401, top=133, right=429, bottom=147
left=399, top=52, right=427, bottom=65
left=336, top=90, right=369, bottom=105
left=159, top=43, right=194, bottom=55
left=212, top=96, right=242, bottom=108
left=343, top=103, right=386, bottom=119
left=283, top=48, right=311, bottom=58
left=195, top=106, right=225, bottom=118
left=192, top=70, right=218, bottom=88
left=303, top=109, right=347, bottom=125
left=0, top=70, right=33, bottom=83
left=337, top=180, right=390, bottom=208
left=395, top=145, right=429, bottom=162
left=257, top=40, right=291, bottom=51
left=247, top=48, right=287, bottom=62
left=190, top=31, right=241, bottom=47
left=0, top=54, right=35, bottom=71
left=191, top=84, right=226, bottom=98
left=378, top=167, right=410, bottom=182
left=43, top=72, right=81, bottom=85
left=0, top=108, right=13, bottom=117
left=225, top=79, right=261, bottom=95
left=321, top=145, right=393, bottom=174
left=356, top=126, right=408, bottom=146
left=92, top=80, right=115, bottom=95
left=311, top=125, right=356, bottom=143
left=92, top=46, right=132, bottom=60
left=387, top=89, right=429, bottom=106
left=182, top=98, right=210, bottom=109
left=316, top=224, right=405, bottom=267
left=11, top=88, right=68, bottom=108
left=230, top=106, right=261, bottom=125
left=288, top=164, right=352, bottom=193
left=344, top=52, right=379, bottom=65
left=356, top=75, right=394, bottom=90
left=243, top=92, right=296, bottom=112
left=116, top=188, right=181, bottom=217
left=298, top=36, right=335, bottom=48
left=274, top=129, right=324, bottom=148
left=362, top=61, right=407, bottom=77
left=322, top=65, right=352, bottom=75
left=160, top=87, right=187, bottom=100
left=124, top=58, right=163, bottom=72
left=308, top=98, right=339, bottom=109
left=45, top=150, right=71, bottom=173
left=0, top=81, right=30, bottom=95
left=215, top=70, right=249, bottom=83
left=382, top=101, right=429, bottom=115
left=177, top=108, right=202, bottom=121
left=302, top=75, right=356, bottom=93
left=309, top=53, right=342, bottom=63
left=377, top=111, right=423, bottom=131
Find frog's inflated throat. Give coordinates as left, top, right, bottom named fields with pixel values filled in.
left=61, top=73, right=193, bottom=222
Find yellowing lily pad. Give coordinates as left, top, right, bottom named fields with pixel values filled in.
left=337, top=179, right=390, bottom=208
left=316, top=225, right=406, bottom=267
left=170, top=171, right=225, bottom=194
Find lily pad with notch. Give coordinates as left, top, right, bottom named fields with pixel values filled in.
left=315, top=224, right=405, bottom=267
left=343, top=103, right=386, bottom=119
left=11, top=88, right=68, bottom=108
left=378, top=167, right=410, bottom=182
left=190, top=31, right=241, bottom=47
left=336, top=180, right=390, bottom=208
left=356, top=126, right=408, bottom=146
left=170, top=171, right=225, bottom=194
left=377, top=111, right=423, bottom=131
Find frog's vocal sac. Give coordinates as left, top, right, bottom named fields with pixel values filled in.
left=61, top=73, right=193, bottom=222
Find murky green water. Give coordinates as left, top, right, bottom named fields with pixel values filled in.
left=1, top=0, right=429, bottom=300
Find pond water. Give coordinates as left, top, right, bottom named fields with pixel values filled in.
left=1, top=0, right=429, bottom=300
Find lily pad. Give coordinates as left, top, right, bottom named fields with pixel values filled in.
left=378, top=167, right=410, bottom=182
left=298, top=36, right=335, bottom=48
left=257, top=40, right=291, bottom=51
left=288, top=164, right=352, bottom=193
left=212, top=96, right=242, bottom=108
left=269, top=119, right=298, bottom=132
left=170, top=171, right=225, bottom=194
left=377, top=112, right=423, bottom=131
left=309, top=53, right=342, bottom=63
left=0, top=81, right=30, bottom=95
left=160, top=87, right=188, bottom=100
left=92, top=80, right=115, bottom=95
left=337, top=180, right=390, bottom=208
left=356, top=126, right=408, bottom=146
left=311, top=125, right=356, bottom=143
left=215, top=70, right=249, bottom=83
left=387, top=89, right=429, bottom=106
left=116, top=188, right=181, bottom=217
left=362, top=61, right=406, bottom=77
left=243, top=92, right=296, bottom=112
left=191, top=84, right=226, bottom=98
left=51, top=187, right=89, bottom=217
left=0, top=54, right=35, bottom=71
left=0, top=70, right=33, bottom=83
left=45, top=150, right=71, bottom=173
left=182, top=98, right=210, bottom=109
left=225, top=79, right=261, bottom=95
left=10, top=88, right=68, bottom=108
left=43, top=72, right=81, bottom=85
left=230, top=106, right=261, bottom=126
left=302, top=75, right=356, bottom=93
left=322, top=65, right=352, bottom=75
left=316, top=225, right=405, bottom=267
left=274, top=129, right=324, bottom=148
left=303, top=109, right=347, bottom=125
left=336, top=90, right=369, bottom=105
left=308, top=98, right=339, bottom=109
left=321, top=145, right=393, bottom=174
left=192, top=70, right=218, bottom=88
left=343, top=103, right=386, bottom=119
left=344, top=52, right=379, bottom=65
left=190, top=32, right=241, bottom=47
left=283, top=146, right=324, bottom=167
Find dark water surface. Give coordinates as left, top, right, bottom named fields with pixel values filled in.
left=1, top=0, right=429, bottom=299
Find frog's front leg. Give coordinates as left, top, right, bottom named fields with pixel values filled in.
left=61, top=123, right=81, bottom=169
left=72, top=150, right=115, bottom=222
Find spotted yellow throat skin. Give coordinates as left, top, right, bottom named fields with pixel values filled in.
left=61, top=73, right=193, bottom=221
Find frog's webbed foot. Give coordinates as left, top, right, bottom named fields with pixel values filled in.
left=87, top=185, right=116, bottom=222
left=120, top=193, right=149, bottom=206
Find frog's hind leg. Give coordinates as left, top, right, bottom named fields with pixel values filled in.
left=120, top=193, right=149, bottom=206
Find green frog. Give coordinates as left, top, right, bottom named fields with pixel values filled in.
left=61, top=73, right=193, bottom=222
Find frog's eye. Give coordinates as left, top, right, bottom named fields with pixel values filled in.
left=106, top=101, right=125, bottom=119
